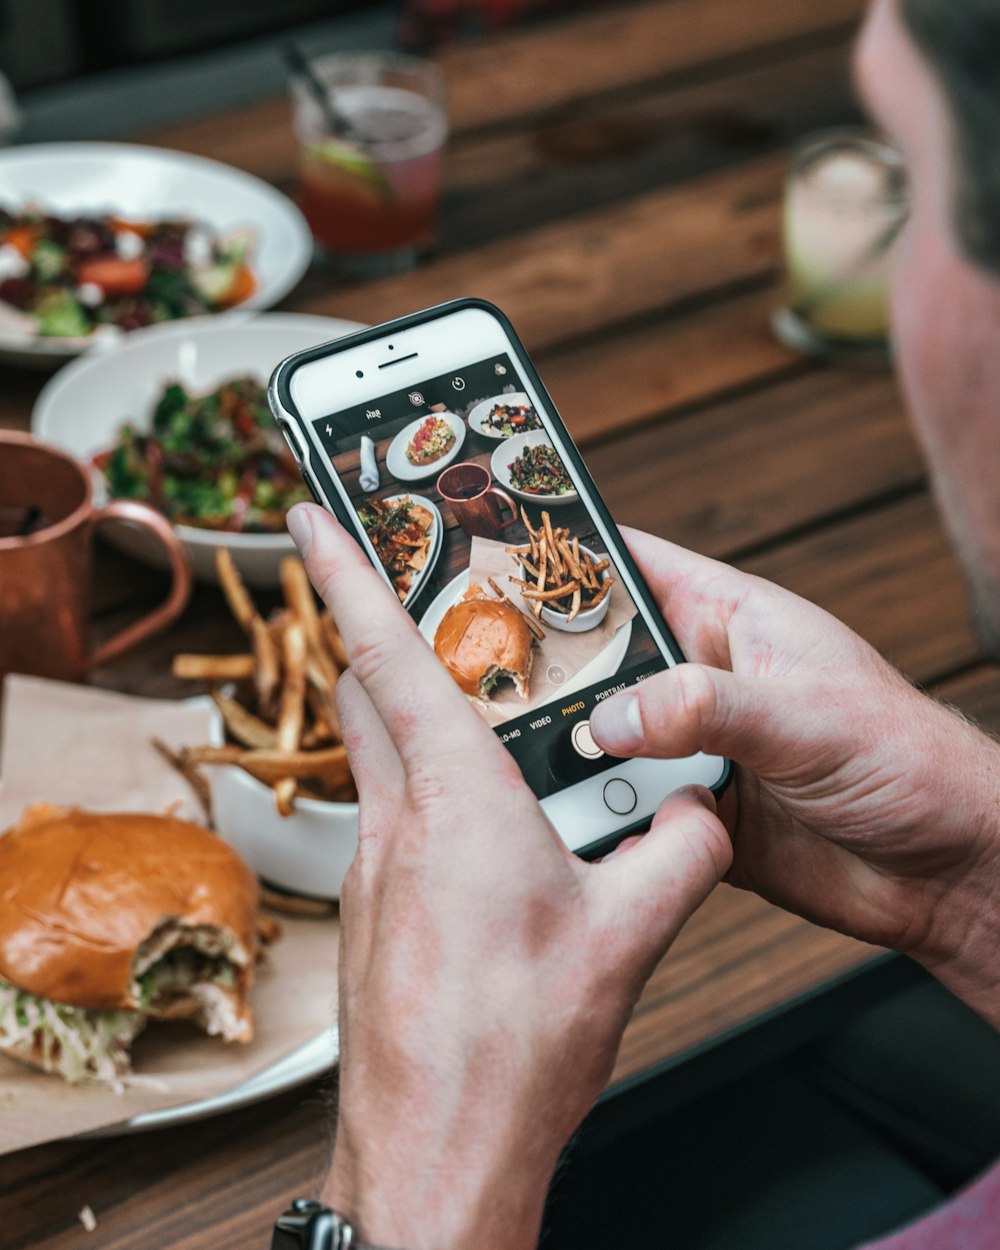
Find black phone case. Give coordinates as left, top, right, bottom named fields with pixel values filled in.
left=269, top=297, right=732, bottom=857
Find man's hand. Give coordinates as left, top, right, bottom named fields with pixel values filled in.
left=286, top=504, right=731, bottom=1250
left=591, top=529, right=1000, bottom=1023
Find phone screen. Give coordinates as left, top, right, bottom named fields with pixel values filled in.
left=310, top=350, right=669, bottom=800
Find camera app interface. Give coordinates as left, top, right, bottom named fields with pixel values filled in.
left=312, top=352, right=667, bottom=798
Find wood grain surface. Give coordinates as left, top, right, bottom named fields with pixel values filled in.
left=4, top=1, right=999, bottom=1246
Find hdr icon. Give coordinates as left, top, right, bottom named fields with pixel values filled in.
left=365, top=408, right=382, bottom=421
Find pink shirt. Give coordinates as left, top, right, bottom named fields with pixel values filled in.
left=860, top=1163, right=1000, bottom=1248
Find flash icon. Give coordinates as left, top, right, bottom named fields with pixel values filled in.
left=325, top=424, right=332, bottom=437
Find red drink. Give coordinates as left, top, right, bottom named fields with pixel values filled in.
left=292, top=58, right=446, bottom=269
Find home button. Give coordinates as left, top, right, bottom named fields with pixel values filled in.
left=602, top=778, right=637, bottom=816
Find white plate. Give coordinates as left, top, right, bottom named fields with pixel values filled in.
left=361, top=492, right=443, bottom=611
left=0, top=142, right=313, bottom=368
left=32, top=312, right=366, bottom=589
left=385, top=412, right=466, bottom=482
left=417, top=569, right=631, bottom=699
left=490, top=430, right=579, bottom=506
left=81, top=1026, right=339, bottom=1137
left=466, top=392, right=539, bottom=439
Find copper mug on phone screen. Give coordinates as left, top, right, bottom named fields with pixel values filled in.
left=436, top=462, right=518, bottom=539
left=0, top=433, right=193, bottom=684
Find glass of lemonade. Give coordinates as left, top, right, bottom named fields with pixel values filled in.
left=291, top=52, right=447, bottom=275
left=773, top=129, right=908, bottom=359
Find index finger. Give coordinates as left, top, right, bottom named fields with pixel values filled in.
left=286, top=504, right=500, bottom=771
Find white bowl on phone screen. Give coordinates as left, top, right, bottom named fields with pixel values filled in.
left=31, top=312, right=366, bottom=588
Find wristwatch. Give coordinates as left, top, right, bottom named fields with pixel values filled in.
left=272, top=1198, right=402, bottom=1250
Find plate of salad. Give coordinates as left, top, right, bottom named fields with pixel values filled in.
left=32, top=313, right=366, bottom=587
left=93, top=376, right=311, bottom=534
left=467, top=392, right=543, bottom=439
left=0, top=143, right=312, bottom=368
left=490, top=431, right=579, bottom=506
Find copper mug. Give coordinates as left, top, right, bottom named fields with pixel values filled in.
left=0, top=432, right=192, bottom=683
left=436, top=462, right=518, bottom=539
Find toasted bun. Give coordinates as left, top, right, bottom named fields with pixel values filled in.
left=0, top=806, right=259, bottom=1012
left=434, top=589, right=534, bottom=700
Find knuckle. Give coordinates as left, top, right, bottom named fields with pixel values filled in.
left=347, top=633, right=396, bottom=687
left=670, top=663, right=719, bottom=737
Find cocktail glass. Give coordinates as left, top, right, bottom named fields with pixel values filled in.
left=291, top=52, right=447, bottom=276
left=773, top=129, right=908, bottom=360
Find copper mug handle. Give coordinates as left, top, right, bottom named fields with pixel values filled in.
left=487, top=486, right=519, bottom=529
left=88, top=500, right=193, bottom=669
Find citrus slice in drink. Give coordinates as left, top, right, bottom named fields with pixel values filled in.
left=304, top=140, right=394, bottom=206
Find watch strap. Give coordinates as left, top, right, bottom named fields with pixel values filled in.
left=273, top=1198, right=409, bottom=1250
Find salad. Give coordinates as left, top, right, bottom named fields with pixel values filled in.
left=483, top=402, right=541, bottom=437
left=95, top=377, right=310, bottom=533
left=508, top=442, right=575, bottom=496
left=406, top=416, right=456, bottom=465
left=0, top=208, right=256, bottom=339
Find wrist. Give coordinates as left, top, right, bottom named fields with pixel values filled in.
left=910, top=717, right=1000, bottom=1027
left=321, top=1118, right=556, bottom=1250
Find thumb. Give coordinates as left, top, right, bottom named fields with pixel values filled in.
left=590, top=663, right=827, bottom=782
left=596, top=786, right=732, bottom=961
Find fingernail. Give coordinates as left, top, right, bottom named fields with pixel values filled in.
left=679, top=785, right=717, bottom=814
left=590, top=691, right=643, bottom=753
left=286, top=504, right=314, bottom=558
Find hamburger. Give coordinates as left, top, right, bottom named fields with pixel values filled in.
left=0, top=805, right=261, bottom=1086
left=434, top=585, right=534, bottom=702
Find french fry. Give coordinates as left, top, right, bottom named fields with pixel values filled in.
left=587, top=575, right=615, bottom=607
left=251, top=617, right=281, bottom=716
left=215, top=548, right=258, bottom=635
left=172, top=653, right=255, bottom=682
left=567, top=586, right=582, bottom=623
left=180, top=744, right=247, bottom=766
left=542, top=512, right=562, bottom=581
left=239, top=745, right=351, bottom=785
left=557, top=538, right=580, bottom=582
left=211, top=688, right=276, bottom=749
left=274, top=621, right=307, bottom=815
left=521, top=579, right=581, bottom=602
left=281, top=557, right=340, bottom=692
left=152, top=737, right=213, bottom=822
left=488, top=576, right=546, bottom=641
left=259, top=884, right=337, bottom=917
left=520, top=506, right=537, bottom=538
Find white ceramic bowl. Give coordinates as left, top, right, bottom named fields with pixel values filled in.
left=32, top=312, right=366, bottom=588
left=210, top=764, right=359, bottom=901
left=0, top=141, right=314, bottom=368
left=539, top=545, right=612, bottom=632
left=490, top=430, right=579, bottom=506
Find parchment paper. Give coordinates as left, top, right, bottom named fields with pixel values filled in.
left=466, top=537, right=637, bottom=727
left=0, top=676, right=339, bottom=1154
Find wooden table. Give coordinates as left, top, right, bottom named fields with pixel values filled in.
left=5, top=1, right=1000, bottom=1244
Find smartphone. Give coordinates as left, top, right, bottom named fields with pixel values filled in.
left=269, top=298, right=730, bottom=857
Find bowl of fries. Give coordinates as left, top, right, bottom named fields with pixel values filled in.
left=171, top=548, right=359, bottom=899
left=509, top=510, right=615, bottom=633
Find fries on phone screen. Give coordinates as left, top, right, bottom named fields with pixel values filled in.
left=171, top=551, right=356, bottom=815
left=507, top=512, right=614, bottom=623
